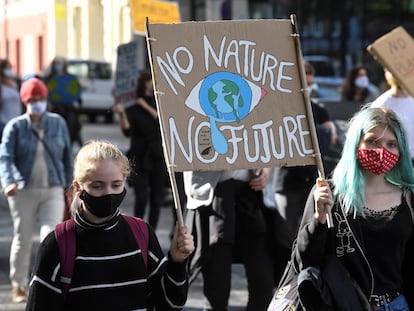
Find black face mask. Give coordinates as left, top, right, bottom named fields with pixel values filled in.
left=79, top=188, right=127, bottom=218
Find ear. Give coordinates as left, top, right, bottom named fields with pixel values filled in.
left=72, top=180, right=81, bottom=192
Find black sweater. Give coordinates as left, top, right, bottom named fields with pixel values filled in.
left=296, top=185, right=414, bottom=309
left=26, top=212, right=189, bottom=310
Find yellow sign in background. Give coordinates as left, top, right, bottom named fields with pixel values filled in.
left=129, top=0, right=181, bottom=34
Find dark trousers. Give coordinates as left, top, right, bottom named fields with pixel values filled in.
left=275, top=184, right=313, bottom=245
left=202, top=236, right=275, bottom=311
left=201, top=180, right=275, bottom=311
left=51, top=103, right=82, bottom=145
left=132, top=158, right=167, bottom=229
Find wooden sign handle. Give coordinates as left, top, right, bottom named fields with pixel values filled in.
left=290, top=14, right=333, bottom=228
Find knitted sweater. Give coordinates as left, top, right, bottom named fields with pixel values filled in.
left=26, top=211, right=189, bottom=310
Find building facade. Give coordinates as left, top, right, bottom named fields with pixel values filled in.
left=0, top=0, right=134, bottom=76
left=1, top=0, right=414, bottom=78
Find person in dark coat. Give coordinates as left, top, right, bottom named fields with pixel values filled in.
left=297, top=107, right=414, bottom=310
left=274, top=61, right=337, bottom=245
left=114, top=72, right=167, bottom=229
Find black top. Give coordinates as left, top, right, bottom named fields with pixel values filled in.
left=122, top=95, right=164, bottom=173
left=361, top=197, right=412, bottom=295
left=297, top=185, right=414, bottom=307
left=124, top=95, right=160, bottom=143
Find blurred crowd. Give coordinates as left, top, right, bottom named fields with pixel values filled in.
left=2, top=51, right=414, bottom=310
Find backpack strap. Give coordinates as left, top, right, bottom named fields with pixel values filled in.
left=122, top=215, right=149, bottom=269
left=54, top=219, right=76, bottom=300
left=55, top=215, right=149, bottom=301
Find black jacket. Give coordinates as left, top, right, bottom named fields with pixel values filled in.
left=296, top=185, right=414, bottom=309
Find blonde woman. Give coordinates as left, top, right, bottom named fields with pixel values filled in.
left=26, top=140, right=194, bottom=310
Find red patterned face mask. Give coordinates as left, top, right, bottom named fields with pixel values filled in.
left=357, top=147, right=399, bottom=175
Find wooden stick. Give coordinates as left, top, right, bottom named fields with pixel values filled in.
left=290, top=14, right=333, bottom=228
left=167, top=165, right=184, bottom=227
left=145, top=17, right=185, bottom=228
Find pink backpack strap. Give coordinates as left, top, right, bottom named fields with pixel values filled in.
left=55, top=215, right=149, bottom=302
left=122, top=215, right=149, bottom=269
left=54, top=219, right=76, bottom=300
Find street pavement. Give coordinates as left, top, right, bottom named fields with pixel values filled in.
left=0, top=121, right=249, bottom=311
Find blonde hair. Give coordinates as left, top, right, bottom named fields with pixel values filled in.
left=74, top=140, right=130, bottom=184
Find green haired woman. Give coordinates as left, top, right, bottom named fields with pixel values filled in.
left=296, top=107, right=414, bottom=310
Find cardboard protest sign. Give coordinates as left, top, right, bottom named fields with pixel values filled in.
left=146, top=19, right=319, bottom=172
left=129, top=0, right=180, bottom=35
left=367, top=26, right=414, bottom=98
left=114, top=41, right=140, bottom=107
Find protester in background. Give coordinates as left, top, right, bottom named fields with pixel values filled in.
left=297, top=107, right=414, bottom=309
left=303, top=59, right=321, bottom=98
left=44, top=56, right=82, bottom=146
left=0, top=78, right=73, bottom=303
left=305, top=60, right=337, bottom=148
left=273, top=61, right=337, bottom=245
left=26, top=140, right=194, bottom=310
left=114, top=72, right=168, bottom=229
left=341, top=66, right=378, bottom=103
left=371, top=69, right=414, bottom=161
left=184, top=168, right=280, bottom=311
left=0, top=59, right=23, bottom=139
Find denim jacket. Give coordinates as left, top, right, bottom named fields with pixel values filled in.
left=0, top=112, right=73, bottom=190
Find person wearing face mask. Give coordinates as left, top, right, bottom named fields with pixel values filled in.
left=44, top=56, right=82, bottom=147
left=294, top=107, right=414, bottom=309
left=371, top=69, right=414, bottom=162
left=341, top=66, right=378, bottom=103
left=0, top=59, right=23, bottom=140
left=0, top=77, right=73, bottom=303
left=26, top=140, right=194, bottom=310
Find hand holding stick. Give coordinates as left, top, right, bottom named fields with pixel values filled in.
left=314, top=178, right=334, bottom=227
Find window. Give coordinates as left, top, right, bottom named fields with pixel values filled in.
left=89, top=62, right=112, bottom=79
left=67, top=62, right=88, bottom=79
left=67, top=60, right=112, bottom=80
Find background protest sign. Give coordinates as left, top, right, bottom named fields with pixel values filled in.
left=367, top=26, right=414, bottom=98
left=114, top=40, right=140, bottom=107
left=146, top=19, right=319, bottom=172
left=129, top=0, right=180, bottom=35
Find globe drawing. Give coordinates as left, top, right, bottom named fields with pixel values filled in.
left=184, top=71, right=265, bottom=155
left=199, top=72, right=252, bottom=123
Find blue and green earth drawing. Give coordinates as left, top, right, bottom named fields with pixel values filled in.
left=185, top=71, right=264, bottom=154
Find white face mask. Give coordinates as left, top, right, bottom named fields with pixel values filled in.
left=354, top=76, right=369, bottom=88
left=3, top=68, right=16, bottom=79
left=53, top=64, right=64, bottom=73
left=28, top=101, right=48, bottom=115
